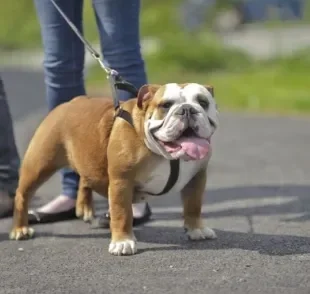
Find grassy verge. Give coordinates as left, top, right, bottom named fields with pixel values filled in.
left=87, top=64, right=310, bottom=115
left=1, top=0, right=309, bottom=49
left=0, top=1, right=98, bottom=50
left=1, top=1, right=310, bottom=115
left=87, top=36, right=310, bottom=115
left=0, top=0, right=182, bottom=50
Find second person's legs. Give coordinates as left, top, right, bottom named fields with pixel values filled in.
left=30, top=0, right=85, bottom=220
left=92, top=0, right=147, bottom=100
left=0, top=76, right=20, bottom=218
left=93, top=0, right=151, bottom=222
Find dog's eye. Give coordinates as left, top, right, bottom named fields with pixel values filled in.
left=196, top=94, right=209, bottom=109
left=198, top=99, right=209, bottom=109
left=160, top=101, right=173, bottom=109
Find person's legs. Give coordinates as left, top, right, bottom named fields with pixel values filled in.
left=31, top=0, right=85, bottom=216
left=0, top=75, right=20, bottom=218
left=92, top=0, right=151, bottom=220
left=92, top=0, right=147, bottom=101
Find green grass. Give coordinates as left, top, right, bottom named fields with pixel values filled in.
left=0, top=2, right=39, bottom=49
left=1, top=1, right=310, bottom=115
left=209, top=67, right=310, bottom=114
left=87, top=67, right=310, bottom=115
left=0, top=1, right=99, bottom=50
left=87, top=47, right=310, bottom=115
left=0, top=0, right=182, bottom=50
left=2, top=0, right=309, bottom=50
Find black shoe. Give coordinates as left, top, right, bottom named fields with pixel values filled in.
left=28, top=208, right=77, bottom=225
left=92, top=203, right=152, bottom=229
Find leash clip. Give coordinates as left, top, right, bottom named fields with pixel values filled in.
left=107, top=70, right=121, bottom=110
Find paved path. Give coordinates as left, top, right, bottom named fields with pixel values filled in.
left=0, top=69, right=310, bottom=294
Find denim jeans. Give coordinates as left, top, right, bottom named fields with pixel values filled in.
left=33, top=0, right=148, bottom=199
left=0, top=76, right=20, bottom=196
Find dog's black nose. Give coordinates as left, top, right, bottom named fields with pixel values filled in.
left=176, top=105, right=198, bottom=116
left=189, top=107, right=198, bottom=114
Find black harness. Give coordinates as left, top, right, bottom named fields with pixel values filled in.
left=111, top=74, right=180, bottom=196
left=51, top=0, right=180, bottom=196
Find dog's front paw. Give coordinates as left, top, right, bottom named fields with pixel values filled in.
left=185, top=226, right=217, bottom=241
left=9, top=227, right=35, bottom=240
left=76, top=203, right=94, bottom=223
left=108, top=238, right=137, bottom=256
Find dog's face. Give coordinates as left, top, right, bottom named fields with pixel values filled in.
left=137, top=83, right=219, bottom=161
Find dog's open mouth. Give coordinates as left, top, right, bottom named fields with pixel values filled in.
left=158, top=127, right=210, bottom=160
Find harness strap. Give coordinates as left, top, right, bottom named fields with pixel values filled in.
left=114, top=109, right=180, bottom=196
left=147, top=159, right=180, bottom=196
left=108, top=70, right=139, bottom=110
left=114, top=108, right=134, bottom=126
left=114, top=80, right=139, bottom=98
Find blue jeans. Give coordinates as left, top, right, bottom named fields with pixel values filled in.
left=34, top=0, right=147, bottom=199
left=0, top=76, right=20, bottom=196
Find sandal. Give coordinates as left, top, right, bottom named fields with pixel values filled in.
left=28, top=208, right=77, bottom=224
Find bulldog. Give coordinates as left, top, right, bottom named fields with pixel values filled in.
left=9, top=82, right=219, bottom=256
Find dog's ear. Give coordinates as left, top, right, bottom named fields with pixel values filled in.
left=205, top=85, right=214, bottom=97
left=137, top=84, right=161, bottom=109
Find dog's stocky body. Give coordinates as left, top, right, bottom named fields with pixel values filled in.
left=10, top=83, right=219, bottom=256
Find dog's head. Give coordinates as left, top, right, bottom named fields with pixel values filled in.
left=137, top=83, right=219, bottom=161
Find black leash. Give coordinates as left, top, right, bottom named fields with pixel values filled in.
left=50, top=0, right=139, bottom=111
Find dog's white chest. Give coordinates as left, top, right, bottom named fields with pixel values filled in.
left=139, top=159, right=206, bottom=195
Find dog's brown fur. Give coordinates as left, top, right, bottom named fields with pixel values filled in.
left=10, top=86, right=212, bottom=253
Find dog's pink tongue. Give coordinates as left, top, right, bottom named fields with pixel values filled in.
left=176, top=137, right=210, bottom=160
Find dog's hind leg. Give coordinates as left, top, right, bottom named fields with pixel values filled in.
left=76, top=177, right=94, bottom=223
left=10, top=134, right=67, bottom=240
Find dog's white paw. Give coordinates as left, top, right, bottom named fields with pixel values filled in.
left=9, top=227, right=35, bottom=240
left=108, top=239, right=137, bottom=256
left=76, top=204, right=94, bottom=223
left=186, top=227, right=217, bottom=240
left=82, top=210, right=94, bottom=223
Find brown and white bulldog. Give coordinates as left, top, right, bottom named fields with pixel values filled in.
left=9, top=82, right=219, bottom=256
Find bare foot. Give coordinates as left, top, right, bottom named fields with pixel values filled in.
left=36, top=195, right=76, bottom=214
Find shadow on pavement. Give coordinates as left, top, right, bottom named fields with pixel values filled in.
left=1, top=184, right=309, bottom=257
left=134, top=227, right=310, bottom=257
left=4, top=226, right=308, bottom=257
left=212, top=184, right=310, bottom=223
left=154, top=184, right=310, bottom=223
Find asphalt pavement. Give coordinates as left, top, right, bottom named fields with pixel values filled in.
left=0, top=69, right=310, bottom=294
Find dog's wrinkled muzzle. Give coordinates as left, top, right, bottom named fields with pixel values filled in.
left=144, top=105, right=211, bottom=160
